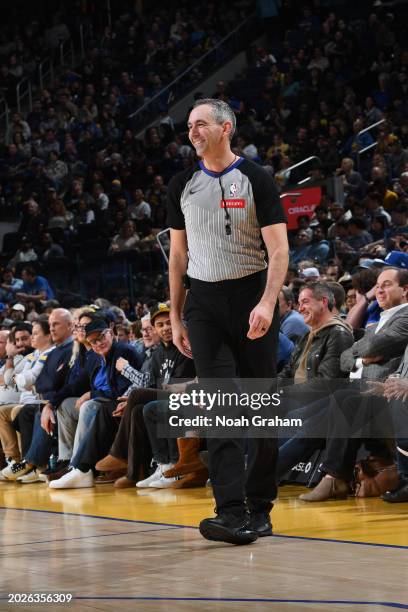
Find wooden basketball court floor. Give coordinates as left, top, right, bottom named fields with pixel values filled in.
left=0, top=480, right=407, bottom=612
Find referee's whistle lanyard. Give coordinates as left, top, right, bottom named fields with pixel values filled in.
left=182, top=176, right=230, bottom=290
left=218, top=176, right=232, bottom=236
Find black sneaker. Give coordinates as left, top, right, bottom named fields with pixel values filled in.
left=249, top=512, right=273, bottom=537
left=42, top=460, right=70, bottom=476
left=199, top=514, right=258, bottom=545
left=381, top=479, right=408, bottom=503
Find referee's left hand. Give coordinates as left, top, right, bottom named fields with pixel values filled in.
left=172, top=321, right=193, bottom=359
left=247, top=302, right=273, bottom=340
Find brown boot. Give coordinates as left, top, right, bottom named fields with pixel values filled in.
left=114, top=476, right=136, bottom=488
left=299, top=476, right=349, bottom=502
left=95, top=455, right=127, bottom=471
left=163, top=438, right=204, bottom=477
left=172, top=467, right=209, bottom=489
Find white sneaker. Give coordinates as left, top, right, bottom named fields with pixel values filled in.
left=1, top=460, right=32, bottom=481
left=17, top=468, right=42, bottom=484
left=149, top=474, right=178, bottom=488
left=136, top=463, right=174, bottom=488
left=48, top=468, right=94, bottom=489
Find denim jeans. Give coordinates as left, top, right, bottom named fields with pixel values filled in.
left=57, top=398, right=99, bottom=461
left=25, top=410, right=54, bottom=467
left=68, top=399, right=101, bottom=467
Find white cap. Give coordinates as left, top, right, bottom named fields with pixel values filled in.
left=12, top=303, right=26, bottom=312
left=300, top=267, right=320, bottom=279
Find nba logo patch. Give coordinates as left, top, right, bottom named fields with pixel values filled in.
left=229, top=182, right=238, bottom=197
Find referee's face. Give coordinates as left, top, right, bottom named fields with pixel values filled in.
left=188, top=105, right=224, bottom=157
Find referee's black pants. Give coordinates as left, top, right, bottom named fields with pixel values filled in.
left=184, top=270, right=279, bottom=518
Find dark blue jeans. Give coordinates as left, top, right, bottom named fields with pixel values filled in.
left=25, top=409, right=54, bottom=467
left=278, top=398, right=327, bottom=480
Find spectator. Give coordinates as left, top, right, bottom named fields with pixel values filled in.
left=335, top=158, right=366, bottom=199
left=4, top=308, right=74, bottom=481
left=44, top=151, right=68, bottom=186
left=0, top=319, right=53, bottom=470
left=0, top=268, right=24, bottom=303
left=127, top=189, right=152, bottom=221
left=73, top=199, right=95, bottom=227
left=278, top=286, right=309, bottom=343
left=301, top=267, right=408, bottom=501
left=277, top=282, right=354, bottom=480
left=308, top=225, right=330, bottom=264
left=36, top=232, right=64, bottom=261
left=117, top=325, right=131, bottom=343
left=109, top=220, right=140, bottom=253
left=48, top=316, right=144, bottom=489
left=16, top=265, right=55, bottom=303
left=18, top=199, right=46, bottom=238
left=9, top=303, right=26, bottom=323
left=290, top=230, right=313, bottom=264
left=48, top=199, right=74, bottom=231
left=8, top=236, right=38, bottom=268
left=345, top=287, right=357, bottom=312
left=0, top=323, right=33, bottom=404
left=0, top=330, right=9, bottom=367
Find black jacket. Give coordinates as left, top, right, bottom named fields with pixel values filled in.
left=149, top=342, right=196, bottom=387
left=279, top=321, right=354, bottom=401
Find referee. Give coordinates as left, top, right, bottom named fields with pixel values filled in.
left=167, top=98, right=288, bottom=545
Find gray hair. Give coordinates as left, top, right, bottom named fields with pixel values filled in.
left=301, top=282, right=335, bottom=311
left=193, top=98, right=236, bottom=141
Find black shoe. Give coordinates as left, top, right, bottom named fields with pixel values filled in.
left=381, top=480, right=408, bottom=503
left=249, top=512, right=273, bottom=537
left=199, top=514, right=258, bottom=545
left=42, top=460, right=70, bottom=476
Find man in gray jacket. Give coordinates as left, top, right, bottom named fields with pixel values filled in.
left=300, top=267, right=408, bottom=501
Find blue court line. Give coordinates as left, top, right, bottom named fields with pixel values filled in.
left=272, top=533, right=408, bottom=551
left=1, top=506, right=407, bottom=550
left=68, top=596, right=408, bottom=609
left=1, top=526, right=180, bottom=548
left=0, top=506, right=188, bottom=529
left=0, top=596, right=406, bottom=609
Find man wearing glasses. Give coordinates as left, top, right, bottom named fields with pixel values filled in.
left=46, top=317, right=143, bottom=489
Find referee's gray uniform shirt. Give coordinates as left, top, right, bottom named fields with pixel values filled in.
left=167, top=157, right=286, bottom=281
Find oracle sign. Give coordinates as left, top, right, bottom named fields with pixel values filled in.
left=281, top=186, right=322, bottom=230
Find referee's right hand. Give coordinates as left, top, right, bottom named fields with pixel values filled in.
left=172, top=321, right=193, bottom=359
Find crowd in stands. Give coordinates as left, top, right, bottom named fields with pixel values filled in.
left=0, top=1, right=408, bottom=504
left=0, top=1, right=407, bottom=296
left=0, top=264, right=408, bottom=503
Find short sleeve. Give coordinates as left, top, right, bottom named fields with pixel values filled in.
left=241, top=161, right=287, bottom=228
left=166, top=174, right=186, bottom=230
